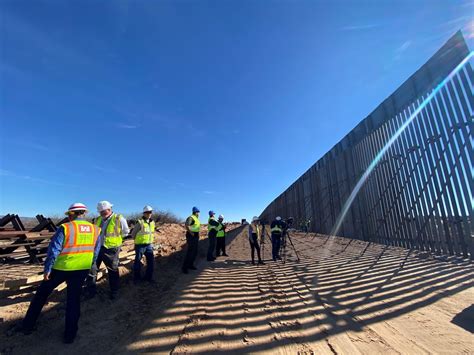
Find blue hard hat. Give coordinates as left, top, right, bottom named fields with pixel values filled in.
left=192, top=206, right=200, bottom=213
left=209, top=210, right=215, bottom=216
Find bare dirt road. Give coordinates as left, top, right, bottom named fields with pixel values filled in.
left=1, top=226, right=473, bottom=354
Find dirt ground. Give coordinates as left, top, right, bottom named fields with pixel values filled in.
left=1, top=225, right=473, bottom=354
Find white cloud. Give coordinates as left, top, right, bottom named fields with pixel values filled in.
left=0, top=169, right=77, bottom=187
left=393, top=40, right=412, bottom=61
left=397, top=40, right=412, bottom=53
left=4, top=12, right=88, bottom=67
left=4, top=139, right=50, bottom=152
left=93, top=165, right=117, bottom=173
left=116, top=123, right=139, bottom=129
left=340, top=24, right=380, bottom=31
left=203, top=190, right=215, bottom=194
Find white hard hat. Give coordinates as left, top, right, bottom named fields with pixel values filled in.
left=143, top=205, right=153, bottom=212
left=97, top=200, right=113, bottom=212
left=252, top=216, right=259, bottom=222
left=65, top=202, right=88, bottom=215
left=218, top=214, right=224, bottom=219
left=276, top=216, right=282, bottom=221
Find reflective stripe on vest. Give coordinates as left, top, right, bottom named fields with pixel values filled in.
left=96, top=214, right=124, bottom=248
left=135, top=219, right=155, bottom=245
left=217, top=223, right=225, bottom=237
left=53, top=220, right=99, bottom=271
left=271, top=224, right=282, bottom=233
left=189, top=214, right=201, bottom=233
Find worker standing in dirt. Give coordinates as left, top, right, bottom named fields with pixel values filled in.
left=16, top=203, right=100, bottom=344
left=215, top=214, right=228, bottom=257
left=270, top=216, right=285, bottom=261
left=207, top=210, right=219, bottom=261
left=85, top=200, right=129, bottom=300
left=131, top=205, right=156, bottom=284
left=182, top=206, right=201, bottom=274
left=249, top=216, right=264, bottom=265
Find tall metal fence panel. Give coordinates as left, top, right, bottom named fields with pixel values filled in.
left=260, top=31, right=473, bottom=258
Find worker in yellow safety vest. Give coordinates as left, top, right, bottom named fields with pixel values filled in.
left=270, top=216, right=286, bottom=261
left=17, top=203, right=100, bottom=344
left=130, top=205, right=156, bottom=283
left=85, top=200, right=129, bottom=300
left=182, top=206, right=201, bottom=273
left=249, top=216, right=264, bottom=265
left=215, top=214, right=228, bottom=257
left=207, top=210, right=219, bottom=261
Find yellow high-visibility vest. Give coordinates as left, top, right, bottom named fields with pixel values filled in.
left=252, top=223, right=260, bottom=238
left=135, top=219, right=155, bottom=245
left=217, top=222, right=225, bottom=238
left=189, top=214, right=201, bottom=233
left=53, top=220, right=99, bottom=271
left=95, top=214, right=124, bottom=248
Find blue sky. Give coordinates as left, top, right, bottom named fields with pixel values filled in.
left=0, top=0, right=472, bottom=221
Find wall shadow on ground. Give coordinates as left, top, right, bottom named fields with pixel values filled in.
left=123, top=230, right=473, bottom=353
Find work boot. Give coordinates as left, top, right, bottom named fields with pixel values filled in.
left=258, top=260, right=265, bottom=265
left=251, top=260, right=255, bottom=265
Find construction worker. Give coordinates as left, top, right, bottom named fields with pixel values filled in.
left=131, top=205, right=156, bottom=283
left=16, top=203, right=100, bottom=344
left=85, top=200, right=129, bottom=300
left=215, top=214, right=228, bottom=257
left=182, top=206, right=201, bottom=274
left=249, top=216, right=264, bottom=265
left=207, top=210, right=219, bottom=261
left=271, top=216, right=285, bottom=261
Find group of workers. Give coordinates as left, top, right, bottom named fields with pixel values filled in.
left=13, top=201, right=290, bottom=344
left=181, top=207, right=227, bottom=274
left=15, top=201, right=182, bottom=344
left=246, top=215, right=287, bottom=264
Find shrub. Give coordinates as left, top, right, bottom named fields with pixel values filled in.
left=126, top=210, right=182, bottom=226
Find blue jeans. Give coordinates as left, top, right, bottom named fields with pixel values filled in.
left=134, top=244, right=154, bottom=281
left=271, top=234, right=281, bottom=260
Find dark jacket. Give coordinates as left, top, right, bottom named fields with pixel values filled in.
left=208, top=217, right=220, bottom=238
left=270, top=220, right=286, bottom=234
